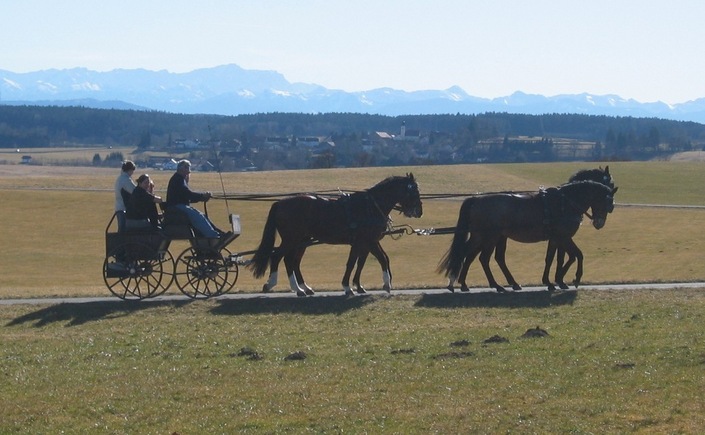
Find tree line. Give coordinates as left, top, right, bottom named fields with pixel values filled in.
left=1, top=105, right=704, bottom=169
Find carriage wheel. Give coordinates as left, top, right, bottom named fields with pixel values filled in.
left=103, top=242, right=174, bottom=300
left=174, top=247, right=229, bottom=299
left=220, top=248, right=239, bottom=294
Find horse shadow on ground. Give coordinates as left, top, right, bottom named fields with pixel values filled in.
left=5, top=299, right=196, bottom=328
left=414, top=289, right=578, bottom=309
left=210, top=294, right=377, bottom=317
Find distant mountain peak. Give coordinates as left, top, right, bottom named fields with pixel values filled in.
left=1, top=65, right=704, bottom=123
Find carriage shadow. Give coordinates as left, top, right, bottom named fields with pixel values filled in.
left=210, top=294, right=377, bottom=316
left=5, top=299, right=196, bottom=327
left=414, top=289, right=578, bottom=309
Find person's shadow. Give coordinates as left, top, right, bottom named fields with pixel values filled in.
left=5, top=299, right=195, bottom=327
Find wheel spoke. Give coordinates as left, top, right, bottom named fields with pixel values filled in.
left=103, top=242, right=168, bottom=300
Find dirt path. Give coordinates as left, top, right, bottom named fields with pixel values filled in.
left=2, top=282, right=704, bottom=305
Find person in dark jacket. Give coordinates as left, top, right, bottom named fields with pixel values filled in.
left=165, top=159, right=220, bottom=238
left=126, top=174, right=163, bottom=231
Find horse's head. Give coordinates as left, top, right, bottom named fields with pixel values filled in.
left=398, top=173, right=423, bottom=218
left=369, top=173, right=423, bottom=218
left=590, top=184, right=618, bottom=229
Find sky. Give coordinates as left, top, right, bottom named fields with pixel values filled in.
left=3, top=0, right=705, bottom=104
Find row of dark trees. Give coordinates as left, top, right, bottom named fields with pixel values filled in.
left=2, top=105, right=704, bottom=169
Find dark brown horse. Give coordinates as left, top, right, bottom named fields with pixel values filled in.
left=543, top=166, right=615, bottom=289
left=490, top=166, right=616, bottom=291
left=249, top=174, right=422, bottom=296
left=438, top=180, right=617, bottom=292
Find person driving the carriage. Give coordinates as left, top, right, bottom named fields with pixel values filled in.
left=165, top=159, right=234, bottom=245
left=125, top=174, right=164, bottom=231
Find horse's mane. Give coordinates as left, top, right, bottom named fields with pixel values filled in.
left=369, top=173, right=415, bottom=191
left=560, top=179, right=614, bottom=195
left=569, top=166, right=613, bottom=188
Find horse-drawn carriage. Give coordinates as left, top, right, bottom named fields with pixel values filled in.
left=102, top=208, right=243, bottom=300
left=101, top=168, right=617, bottom=300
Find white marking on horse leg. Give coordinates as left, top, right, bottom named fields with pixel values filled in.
left=289, top=273, right=306, bottom=297
left=343, top=285, right=354, bottom=296
left=301, top=283, right=315, bottom=295
left=265, top=271, right=278, bottom=291
left=382, top=270, right=392, bottom=292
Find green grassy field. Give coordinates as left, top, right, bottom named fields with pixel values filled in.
left=2, top=289, right=705, bottom=432
left=1, top=161, right=705, bottom=433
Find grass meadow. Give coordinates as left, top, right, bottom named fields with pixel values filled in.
left=1, top=160, right=705, bottom=432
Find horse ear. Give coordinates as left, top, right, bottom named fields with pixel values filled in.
left=605, top=165, right=610, bottom=174
left=612, top=186, right=618, bottom=194
left=407, top=172, right=414, bottom=181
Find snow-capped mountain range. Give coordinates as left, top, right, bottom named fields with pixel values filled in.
left=2, top=64, right=705, bottom=123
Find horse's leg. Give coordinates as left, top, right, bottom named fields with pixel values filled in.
left=263, top=248, right=282, bottom=293
left=542, top=240, right=558, bottom=291
left=557, top=239, right=583, bottom=288
left=342, top=246, right=358, bottom=296
left=494, top=236, right=522, bottom=290
left=352, top=250, right=370, bottom=294
left=369, top=241, right=391, bottom=292
left=292, top=246, right=314, bottom=296
left=456, top=237, right=481, bottom=292
left=280, top=243, right=306, bottom=297
left=478, top=240, right=505, bottom=292
left=554, top=246, right=567, bottom=288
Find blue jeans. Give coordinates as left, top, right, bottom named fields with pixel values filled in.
left=174, top=204, right=219, bottom=238
left=116, top=211, right=126, bottom=232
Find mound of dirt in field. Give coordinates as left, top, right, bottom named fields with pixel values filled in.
left=235, top=347, right=263, bottom=361
left=284, top=351, right=307, bottom=361
left=483, top=335, right=509, bottom=344
left=521, top=327, right=550, bottom=338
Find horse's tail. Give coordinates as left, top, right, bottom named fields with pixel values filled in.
left=437, top=197, right=473, bottom=278
left=248, top=202, right=279, bottom=278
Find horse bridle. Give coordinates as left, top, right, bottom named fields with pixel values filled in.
left=369, top=182, right=418, bottom=229
left=563, top=191, right=614, bottom=222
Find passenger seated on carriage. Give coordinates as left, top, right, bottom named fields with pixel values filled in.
left=125, top=174, right=164, bottom=232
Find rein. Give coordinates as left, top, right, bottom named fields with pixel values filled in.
left=561, top=190, right=595, bottom=221
left=367, top=191, right=394, bottom=231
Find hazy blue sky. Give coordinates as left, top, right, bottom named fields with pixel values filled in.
left=3, top=0, right=705, bottom=104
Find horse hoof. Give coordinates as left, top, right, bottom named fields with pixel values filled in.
left=512, top=284, right=522, bottom=291
left=572, top=279, right=580, bottom=289
left=446, top=285, right=455, bottom=293
left=558, top=282, right=570, bottom=290
left=495, top=286, right=507, bottom=293
left=356, top=287, right=367, bottom=294
left=344, top=287, right=354, bottom=297
left=383, top=284, right=391, bottom=293
left=296, top=290, right=307, bottom=297
left=305, top=288, right=315, bottom=296
left=547, top=283, right=557, bottom=292
left=460, top=284, right=470, bottom=292
left=262, top=284, right=271, bottom=293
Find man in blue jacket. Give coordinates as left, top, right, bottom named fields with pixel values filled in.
left=166, top=159, right=221, bottom=239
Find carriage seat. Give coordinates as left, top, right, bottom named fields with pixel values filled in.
left=161, top=207, right=195, bottom=239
